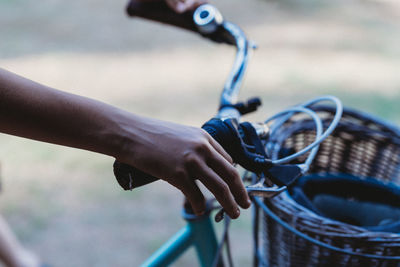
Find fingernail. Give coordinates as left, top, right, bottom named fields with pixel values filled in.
left=234, top=208, right=240, bottom=218
left=239, top=198, right=251, bottom=209
left=176, top=2, right=187, bottom=13
left=246, top=199, right=252, bottom=208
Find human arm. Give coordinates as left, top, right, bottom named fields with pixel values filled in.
left=0, top=68, right=250, bottom=218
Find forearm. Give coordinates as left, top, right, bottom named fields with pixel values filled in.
left=0, top=67, right=250, bottom=217
left=0, top=68, right=132, bottom=158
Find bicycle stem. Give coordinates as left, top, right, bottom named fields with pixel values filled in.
left=216, top=23, right=253, bottom=121
left=219, top=22, right=250, bottom=108
left=193, top=5, right=253, bottom=121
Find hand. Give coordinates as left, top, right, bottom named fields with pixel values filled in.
left=116, top=116, right=251, bottom=218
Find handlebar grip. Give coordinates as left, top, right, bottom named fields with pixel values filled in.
left=126, top=1, right=198, bottom=33
left=113, top=160, right=159, bottom=190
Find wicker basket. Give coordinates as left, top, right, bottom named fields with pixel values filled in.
left=259, top=105, right=400, bottom=267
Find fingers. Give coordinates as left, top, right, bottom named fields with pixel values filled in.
left=165, top=0, right=186, bottom=13
left=195, top=161, right=242, bottom=219
left=203, top=132, right=250, bottom=209
left=207, top=150, right=251, bottom=209
left=205, top=130, right=234, bottom=164
left=165, top=0, right=207, bottom=13
left=171, top=175, right=206, bottom=215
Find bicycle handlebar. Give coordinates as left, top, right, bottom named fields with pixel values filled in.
left=114, top=2, right=259, bottom=191
left=126, top=1, right=235, bottom=45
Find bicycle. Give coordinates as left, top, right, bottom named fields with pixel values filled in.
left=112, top=2, right=344, bottom=266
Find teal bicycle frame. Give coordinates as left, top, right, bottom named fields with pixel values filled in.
left=141, top=206, right=221, bottom=267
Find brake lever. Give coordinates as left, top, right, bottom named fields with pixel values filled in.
left=246, top=177, right=287, bottom=198
left=215, top=178, right=287, bottom=223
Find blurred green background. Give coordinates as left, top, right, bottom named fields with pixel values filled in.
left=0, top=0, right=399, bottom=266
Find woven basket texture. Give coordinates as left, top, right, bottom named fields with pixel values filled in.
left=261, top=106, right=400, bottom=267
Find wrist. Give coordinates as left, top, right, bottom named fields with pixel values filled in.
left=103, top=109, right=146, bottom=165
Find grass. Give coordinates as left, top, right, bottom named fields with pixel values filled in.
left=0, top=0, right=400, bottom=266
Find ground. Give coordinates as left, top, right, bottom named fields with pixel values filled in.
left=0, top=0, right=400, bottom=266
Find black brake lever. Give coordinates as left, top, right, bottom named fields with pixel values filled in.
left=202, top=118, right=303, bottom=187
